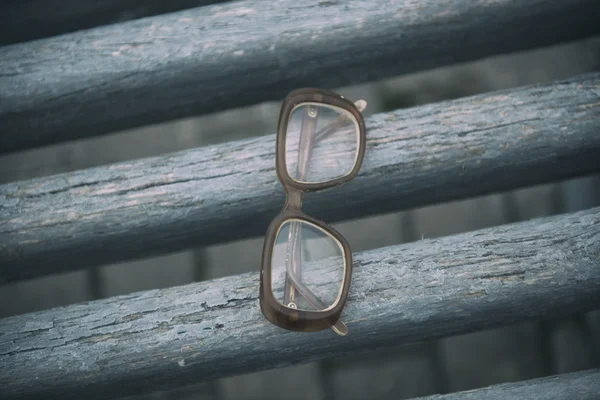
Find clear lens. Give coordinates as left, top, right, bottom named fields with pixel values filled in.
left=285, top=103, right=359, bottom=184
left=270, top=219, right=346, bottom=311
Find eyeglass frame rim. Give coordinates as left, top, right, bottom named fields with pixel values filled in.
left=275, top=87, right=367, bottom=192
left=259, top=87, right=367, bottom=333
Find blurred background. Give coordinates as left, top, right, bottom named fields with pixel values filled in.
left=1, top=26, right=599, bottom=400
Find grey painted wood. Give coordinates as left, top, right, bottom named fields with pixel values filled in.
left=2, top=74, right=600, bottom=283
left=0, top=1, right=223, bottom=46
left=1, top=208, right=599, bottom=400
left=1, top=0, right=599, bottom=153
left=410, top=369, right=600, bottom=400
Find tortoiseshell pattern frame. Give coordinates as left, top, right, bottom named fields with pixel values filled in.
left=259, top=88, right=367, bottom=333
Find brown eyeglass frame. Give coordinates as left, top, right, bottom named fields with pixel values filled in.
left=259, top=88, right=367, bottom=336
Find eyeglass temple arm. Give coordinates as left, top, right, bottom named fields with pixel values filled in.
left=283, top=99, right=366, bottom=336
left=314, top=99, right=367, bottom=143
left=285, top=259, right=348, bottom=336
left=282, top=106, right=317, bottom=306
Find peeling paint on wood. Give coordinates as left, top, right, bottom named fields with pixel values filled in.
left=1, top=74, right=600, bottom=282
left=0, top=1, right=224, bottom=46
left=413, top=369, right=600, bottom=400
left=0, top=208, right=598, bottom=399
left=1, top=0, right=599, bottom=152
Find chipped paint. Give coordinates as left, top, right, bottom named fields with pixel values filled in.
left=212, top=7, right=256, bottom=17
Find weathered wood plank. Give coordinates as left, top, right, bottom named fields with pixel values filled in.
left=1, top=0, right=599, bottom=153
left=1, top=208, right=599, bottom=400
left=0, top=1, right=222, bottom=46
left=2, top=74, right=600, bottom=283
left=411, top=369, right=600, bottom=400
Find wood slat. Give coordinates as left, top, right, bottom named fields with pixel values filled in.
left=1, top=0, right=599, bottom=153
left=1, top=208, right=599, bottom=400
left=0, top=1, right=223, bottom=46
left=411, top=369, right=600, bottom=400
left=2, top=74, right=600, bottom=283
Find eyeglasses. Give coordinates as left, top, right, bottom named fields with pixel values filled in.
left=260, top=88, right=367, bottom=336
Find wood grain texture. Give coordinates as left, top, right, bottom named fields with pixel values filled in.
left=1, top=208, right=599, bottom=400
left=2, top=74, right=600, bottom=283
left=412, top=369, right=600, bottom=400
left=0, top=1, right=222, bottom=46
left=1, top=0, right=599, bottom=153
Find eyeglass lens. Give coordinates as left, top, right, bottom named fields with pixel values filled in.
left=270, top=219, right=346, bottom=311
left=285, top=102, right=360, bottom=184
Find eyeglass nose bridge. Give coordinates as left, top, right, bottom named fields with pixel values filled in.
left=282, top=189, right=303, bottom=211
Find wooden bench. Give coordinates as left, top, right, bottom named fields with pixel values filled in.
left=1, top=1, right=599, bottom=399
